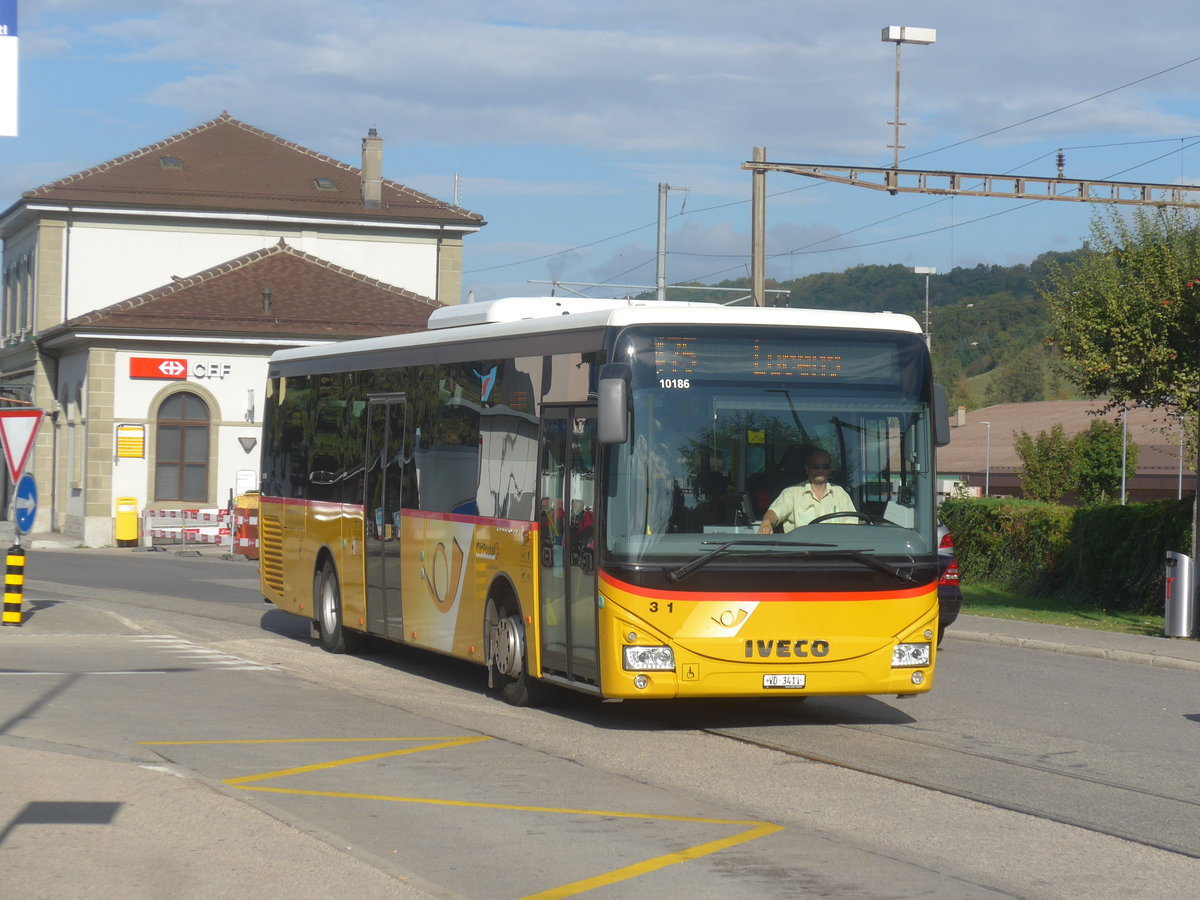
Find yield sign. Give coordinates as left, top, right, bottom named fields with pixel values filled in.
left=0, top=409, right=44, bottom=482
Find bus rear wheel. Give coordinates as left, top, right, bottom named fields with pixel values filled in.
left=314, top=562, right=362, bottom=654
left=485, top=596, right=545, bottom=707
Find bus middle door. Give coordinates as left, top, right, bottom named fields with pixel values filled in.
left=538, top=406, right=598, bottom=687
left=364, top=395, right=407, bottom=640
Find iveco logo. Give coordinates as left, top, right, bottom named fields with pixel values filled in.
left=745, top=639, right=830, bottom=658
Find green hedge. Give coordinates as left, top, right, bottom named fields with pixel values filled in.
left=938, top=497, right=1192, bottom=614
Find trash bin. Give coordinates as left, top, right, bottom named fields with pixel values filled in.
left=1164, top=551, right=1194, bottom=638
left=115, top=497, right=139, bottom=547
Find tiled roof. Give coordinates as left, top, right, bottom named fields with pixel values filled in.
left=45, top=240, right=440, bottom=341
left=939, top=400, right=1185, bottom=478
left=21, top=112, right=484, bottom=228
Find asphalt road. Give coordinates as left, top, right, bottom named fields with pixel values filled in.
left=2, top=546, right=1198, bottom=898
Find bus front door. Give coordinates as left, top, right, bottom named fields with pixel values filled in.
left=364, top=395, right=407, bottom=640
left=539, top=407, right=599, bottom=686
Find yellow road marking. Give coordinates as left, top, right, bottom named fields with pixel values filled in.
left=522, top=821, right=784, bottom=900
left=144, top=736, right=783, bottom=898
left=223, top=737, right=488, bottom=786
left=142, top=736, right=462, bottom=745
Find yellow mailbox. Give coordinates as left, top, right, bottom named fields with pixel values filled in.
left=115, top=497, right=139, bottom=546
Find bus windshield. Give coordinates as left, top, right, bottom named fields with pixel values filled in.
left=605, top=326, right=937, bottom=563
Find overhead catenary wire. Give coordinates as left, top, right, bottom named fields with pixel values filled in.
left=465, top=55, right=1200, bottom=283
left=902, top=55, right=1200, bottom=164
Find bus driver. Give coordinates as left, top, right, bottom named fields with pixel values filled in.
left=758, top=449, right=856, bottom=533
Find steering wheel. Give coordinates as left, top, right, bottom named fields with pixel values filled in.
left=808, top=511, right=877, bottom=525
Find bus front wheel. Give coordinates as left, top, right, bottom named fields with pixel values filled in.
left=314, top=562, right=362, bottom=654
left=485, top=596, right=544, bottom=707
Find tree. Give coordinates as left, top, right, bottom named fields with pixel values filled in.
left=1071, top=418, right=1137, bottom=505
left=1015, top=424, right=1077, bottom=503
left=985, top=346, right=1047, bottom=405
left=1042, top=207, right=1200, bottom=426
left=950, top=372, right=976, bottom=412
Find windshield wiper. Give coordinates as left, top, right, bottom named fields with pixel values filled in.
left=665, top=544, right=921, bottom=586
left=798, top=548, right=923, bottom=586
left=665, top=539, right=835, bottom=584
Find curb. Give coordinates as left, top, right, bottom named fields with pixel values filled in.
left=950, top=629, right=1200, bottom=673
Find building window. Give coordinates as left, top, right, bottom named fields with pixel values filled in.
left=155, top=392, right=210, bottom=502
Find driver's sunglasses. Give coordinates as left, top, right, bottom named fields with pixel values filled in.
left=808, top=463, right=832, bottom=470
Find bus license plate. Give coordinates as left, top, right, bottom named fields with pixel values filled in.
left=763, top=674, right=806, bottom=689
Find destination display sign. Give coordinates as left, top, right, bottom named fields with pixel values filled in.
left=652, top=334, right=901, bottom=382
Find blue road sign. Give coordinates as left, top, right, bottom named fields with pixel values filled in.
left=14, top=471, right=36, bottom=534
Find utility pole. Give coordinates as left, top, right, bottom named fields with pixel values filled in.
left=656, top=183, right=689, bottom=302
left=656, top=183, right=669, bottom=302
left=751, top=147, right=766, bottom=307
left=912, top=266, right=935, bottom=347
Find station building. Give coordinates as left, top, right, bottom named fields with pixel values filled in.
left=0, top=113, right=483, bottom=545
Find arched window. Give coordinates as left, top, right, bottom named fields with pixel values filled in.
left=155, top=392, right=210, bottom=502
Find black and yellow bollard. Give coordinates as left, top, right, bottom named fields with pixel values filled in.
left=2, top=544, right=25, bottom=626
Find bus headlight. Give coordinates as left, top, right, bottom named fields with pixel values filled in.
left=892, top=643, right=931, bottom=668
left=623, top=645, right=675, bottom=671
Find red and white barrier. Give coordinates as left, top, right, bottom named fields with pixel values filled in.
left=139, top=506, right=259, bottom=556
left=142, top=509, right=230, bottom=548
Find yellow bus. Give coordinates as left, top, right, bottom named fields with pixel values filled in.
left=259, top=297, right=950, bottom=705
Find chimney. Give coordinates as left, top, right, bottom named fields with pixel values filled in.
left=956, top=406, right=966, bottom=427
left=361, top=128, right=382, bottom=209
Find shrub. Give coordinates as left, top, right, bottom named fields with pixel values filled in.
left=1055, top=500, right=1190, bottom=613
left=939, top=498, right=1072, bottom=591
left=939, top=497, right=1191, bottom=613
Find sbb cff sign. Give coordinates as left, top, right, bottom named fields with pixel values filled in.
left=131, top=357, right=187, bottom=379
left=129, top=358, right=234, bottom=380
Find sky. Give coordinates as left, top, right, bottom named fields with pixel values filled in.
left=3, top=1, right=1200, bottom=303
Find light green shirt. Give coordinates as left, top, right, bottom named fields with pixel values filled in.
left=767, top=482, right=856, bottom=531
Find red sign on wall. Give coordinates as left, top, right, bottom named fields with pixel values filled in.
left=131, top=357, right=187, bottom=379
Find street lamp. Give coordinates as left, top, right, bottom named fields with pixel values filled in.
left=979, top=421, right=991, bottom=497
left=1120, top=404, right=1128, bottom=505
left=881, top=26, right=937, bottom=169
left=912, top=266, right=936, bottom=346
left=1179, top=415, right=1185, bottom=501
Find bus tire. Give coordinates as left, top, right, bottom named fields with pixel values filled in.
left=485, top=595, right=547, bottom=707
left=314, top=562, right=362, bottom=654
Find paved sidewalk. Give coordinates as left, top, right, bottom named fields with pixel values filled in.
left=951, top=612, right=1200, bottom=672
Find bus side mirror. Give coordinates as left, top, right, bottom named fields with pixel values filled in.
left=598, top=363, right=631, bottom=444
left=932, top=383, right=951, bottom=447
